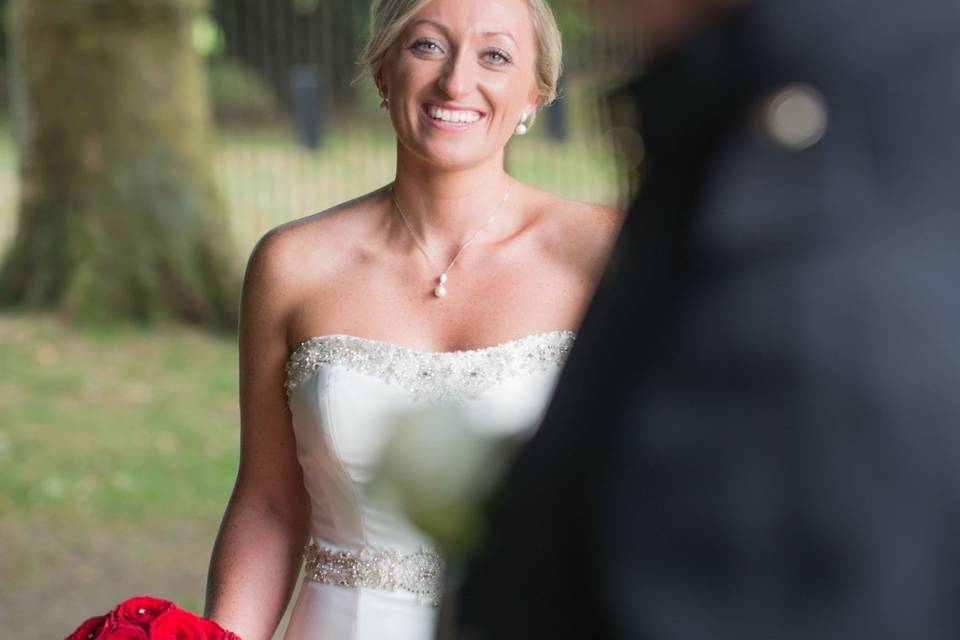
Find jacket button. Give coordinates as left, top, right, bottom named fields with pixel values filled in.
left=764, top=83, right=828, bottom=150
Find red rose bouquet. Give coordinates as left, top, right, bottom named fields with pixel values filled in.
left=65, top=596, right=241, bottom=640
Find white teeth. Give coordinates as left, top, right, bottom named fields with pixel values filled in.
left=427, top=106, right=481, bottom=124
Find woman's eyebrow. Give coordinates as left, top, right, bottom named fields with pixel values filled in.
left=407, top=18, right=448, bottom=34
left=407, top=19, right=517, bottom=46
left=481, top=31, right=518, bottom=45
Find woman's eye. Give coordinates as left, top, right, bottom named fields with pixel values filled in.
left=411, top=39, right=443, bottom=54
left=484, top=49, right=512, bottom=66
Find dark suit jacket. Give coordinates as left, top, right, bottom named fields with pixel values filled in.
left=455, top=1, right=960, bottom=638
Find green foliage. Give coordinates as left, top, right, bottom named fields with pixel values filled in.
left=14, top=0, right=208, bottom=25
left=192, top=11, right=225, bottom=58
left=207, top=58, right=278, bottom=123
left=551, top=0, right=596, bottom=42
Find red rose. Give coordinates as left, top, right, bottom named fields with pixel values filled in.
left=100, top=624, right=148, bottom=640
left=72, top=615, right=127, bottom=640
left=66, top=596, right=240, bottom=640
left=112, top=596, right=175, bottom=627
left=65, top=615, right=107, bottom=640
left=149, top=608, right=220, bottom=640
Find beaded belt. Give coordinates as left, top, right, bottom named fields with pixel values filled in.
left=303, top=541, right=445, bottom=606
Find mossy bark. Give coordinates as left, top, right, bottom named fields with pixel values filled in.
left=1, top=0, right=239, bottom=329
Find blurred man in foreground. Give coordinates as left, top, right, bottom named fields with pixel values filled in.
left=454, top=0, right=960, bottom=637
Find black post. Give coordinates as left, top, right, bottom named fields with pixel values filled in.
left=289, top=64, right=324, bottom=149
left=546, top=75, right=568, bottom=142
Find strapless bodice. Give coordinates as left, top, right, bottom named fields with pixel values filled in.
left=281, top=331, right=575, bottom=640
left=284, top=330, right=575, bottom=551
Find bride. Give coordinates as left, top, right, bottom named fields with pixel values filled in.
left=203, top=0, right=621, bottom=637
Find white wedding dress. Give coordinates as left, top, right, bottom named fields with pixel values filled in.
left=281, top=330, right=576, bottom=640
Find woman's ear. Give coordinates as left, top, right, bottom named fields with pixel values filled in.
left=374, top=71, right=390, bottom=109
left=376, top=72, right=388, bottom=97
left=527, top=93, right=542, bottom=115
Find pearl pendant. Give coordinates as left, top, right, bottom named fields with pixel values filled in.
left=434, top=272, right=448, bottom=298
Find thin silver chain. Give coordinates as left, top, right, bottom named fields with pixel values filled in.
left=390, top=178, right=513, bottom=279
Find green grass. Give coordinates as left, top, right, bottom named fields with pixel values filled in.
left=0, top=314, right=243, bottom=637
left=0, top=314, right=239, bottom=520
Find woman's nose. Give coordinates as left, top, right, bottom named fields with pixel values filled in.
left=437, top=50, right=476, bottom=99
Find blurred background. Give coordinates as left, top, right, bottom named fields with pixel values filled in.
left=0, top=0, right=640, bottom=637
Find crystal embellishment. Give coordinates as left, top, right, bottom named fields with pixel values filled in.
left=303, top=542, right=445, bottom=606
left=284, top=331, right=576, bottom=402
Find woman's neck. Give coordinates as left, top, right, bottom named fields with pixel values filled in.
left=390, top=146, right=516, bottom=249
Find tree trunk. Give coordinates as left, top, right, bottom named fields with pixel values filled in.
left=1, top=0, right=239, bottom=329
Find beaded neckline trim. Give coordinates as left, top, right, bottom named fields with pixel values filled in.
left=284, top=330, right=576, bottom=402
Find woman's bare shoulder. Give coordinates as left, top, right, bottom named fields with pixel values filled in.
left=554, top=193, right=622, bottom=233
left=246, top=188, right=387, bottom=279
left=524, top=186, right=624, bottom=278
left=261, top=187, right=387, bottom=252
left=240, top=188, right=389, bottom=319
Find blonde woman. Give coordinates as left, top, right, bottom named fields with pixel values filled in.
left=204, top=0, right=621, bottom=638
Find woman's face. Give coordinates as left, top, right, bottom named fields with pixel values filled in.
left=380, top=0, right=541, bottom=169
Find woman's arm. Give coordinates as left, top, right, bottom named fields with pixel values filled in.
left=204, top=228, right=311, bottom=640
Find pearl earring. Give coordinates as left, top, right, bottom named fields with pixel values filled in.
left=515, top=112, right=529, bottom=136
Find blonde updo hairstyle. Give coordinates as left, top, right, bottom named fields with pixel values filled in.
left=358, top=0, right=563, bottom=127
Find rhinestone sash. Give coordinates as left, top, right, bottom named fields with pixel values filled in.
left=303, top=542, right=445, bottom=606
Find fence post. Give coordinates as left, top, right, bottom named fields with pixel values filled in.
left=289, top=64, right=324, bottom=149
left=546, top=75, right=568, bottom=142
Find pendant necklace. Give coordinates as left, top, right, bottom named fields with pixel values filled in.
left=390, top=178, right=513, bottom=298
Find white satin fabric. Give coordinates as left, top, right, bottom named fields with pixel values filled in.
left=281, top=331, right=575, bottom=640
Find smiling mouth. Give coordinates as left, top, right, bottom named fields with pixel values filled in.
left=423, top=104, right=485, bottom=125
